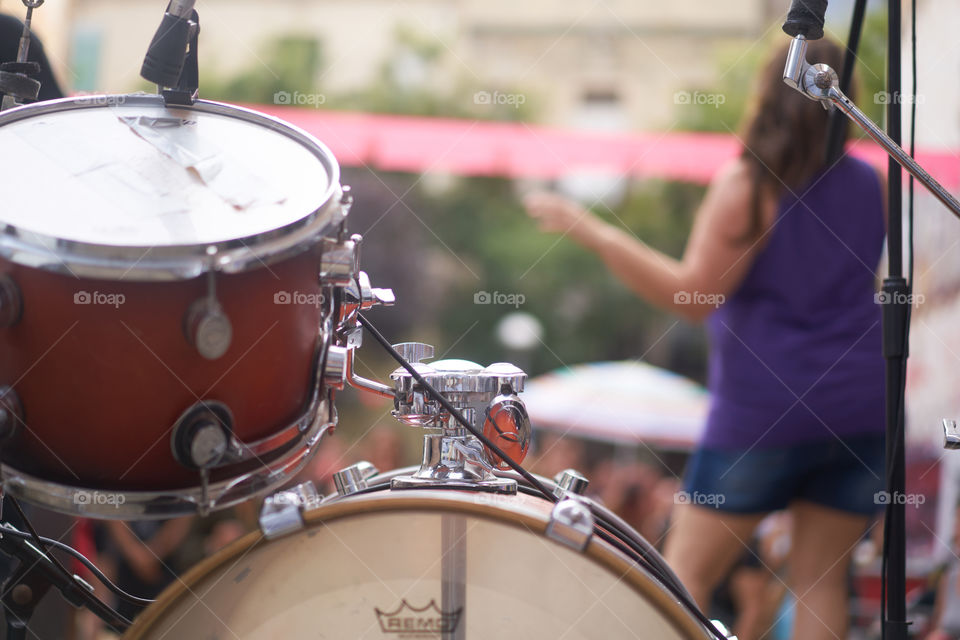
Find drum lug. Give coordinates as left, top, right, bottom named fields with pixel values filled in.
left=0, top=387, right=23, bottom=441
left=184, top=298, right=232, bottom=360
left=184, top=253, right=232, bottom=360
left=545, top=498, right=594, bottom=552
left=0, top=275, right=23, bottom=328
left=332, top=461, right=379, bottom=497
left=259, top=482, right=320, bottom=540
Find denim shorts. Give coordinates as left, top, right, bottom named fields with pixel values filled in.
left=681, top=433, right=885, bottom=515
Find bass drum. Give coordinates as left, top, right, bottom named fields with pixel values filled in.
left=124, top=482, right=714, bottom=639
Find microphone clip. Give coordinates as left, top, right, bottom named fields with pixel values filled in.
left=140, top=5, right=201, bottom=107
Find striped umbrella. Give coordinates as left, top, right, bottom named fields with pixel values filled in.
left=522, top=361, right=709, bottom=451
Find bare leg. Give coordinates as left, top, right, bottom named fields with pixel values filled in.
left=729, top=566, right=774, bottom=640
left=662, top=504, right=766, bottom=611
left=787, top=500, right=870, bottom=640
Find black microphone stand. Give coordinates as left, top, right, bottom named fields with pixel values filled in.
left=0, top=0, right=45, bottom=112
left=880, top=0, right=910, bottom=636
left=782, top=1, right=951, bottom=639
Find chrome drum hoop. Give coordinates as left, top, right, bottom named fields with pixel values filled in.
left=0, top=392, right=334, bottom=519
left=0, top=94, right=346, bottom=281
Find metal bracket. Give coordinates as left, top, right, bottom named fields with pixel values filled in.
left=319, top=234, right=360, bottom=287
left=545, top=498, right=594, bottom=552
left=258, top=482, right=319, bottom=540
left=943, top=419, right=960, bottom=450
left=783, top=35, right=960, bottom=220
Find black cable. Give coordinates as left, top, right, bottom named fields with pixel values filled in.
left=7, top=498, right=152, bottom=608
left=0, top=525, right=153, bottom=609
left=356, top=312, right=558, bottom=504
left=8, top=498, right=73, bottom=585
left=0, top=525, right=131, bottom=631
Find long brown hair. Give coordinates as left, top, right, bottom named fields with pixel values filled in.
left=739, top=39, right=850, bottom=239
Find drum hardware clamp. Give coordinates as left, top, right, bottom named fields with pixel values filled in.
left=0, top=275, right=22, bottom=328
left=183, top=248, right=232, bottom=360
left=545, top=498, right=595, bottom=552
left=332, top=461, right=379, bottom=497
left=339, top=271, right=396, bottom=328
left=259, top=481, right=320, bottom=540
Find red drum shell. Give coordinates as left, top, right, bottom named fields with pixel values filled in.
left=0, top=245, right=324, bottom=490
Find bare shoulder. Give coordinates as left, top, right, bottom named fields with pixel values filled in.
left=699, top=158, right=758, bottom=236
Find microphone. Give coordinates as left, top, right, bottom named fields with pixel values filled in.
left=782, top=0, right=828, bottom=40
left=140, top=0, right=198, bottom=88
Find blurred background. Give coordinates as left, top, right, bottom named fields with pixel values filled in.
left=5, top=0, right=960, bottom=637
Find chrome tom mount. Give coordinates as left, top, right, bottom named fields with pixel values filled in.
left=389, top=349, right=531, bottom=493
left=324, top=304, right=532, bottom=494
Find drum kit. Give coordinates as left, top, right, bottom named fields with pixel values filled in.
left=0, top=1, right=732, bottom=638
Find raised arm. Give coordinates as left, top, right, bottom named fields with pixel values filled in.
left=523, top=158, right=774, bottom=322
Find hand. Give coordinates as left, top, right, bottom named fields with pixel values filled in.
left=523, top=191, right=595, bottom=236
left=927, top=631, right=952, bottom=640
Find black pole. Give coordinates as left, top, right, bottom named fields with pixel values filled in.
left=825, top=0, right=867, bottom=164
left=882, top=0, right=910, bottom=637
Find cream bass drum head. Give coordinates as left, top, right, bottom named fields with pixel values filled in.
left=124, top=488, right=713, bottom=639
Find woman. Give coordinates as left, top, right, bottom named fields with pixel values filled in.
left=524, top=39, right=884, bottom=640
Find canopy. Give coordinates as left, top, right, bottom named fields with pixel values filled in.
left=253, top=105, right=960, bottom=187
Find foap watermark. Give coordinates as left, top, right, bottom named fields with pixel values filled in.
left=674, top=291, right=725, bottom=308
left=274, top=291, right=326, bottom=308
left=74, top=490, right=126, bottom=508
left=874, top=491, right=926, bottom=508
left=74, top=92, right=127, bottom=107
left=474, top=90, right=526, bottom=109
left=474, top=290, right=525, bottom=308
left=674, top=90, right=726, bottom=108
left=472, top=492, right=515, bottom=508
left=875, top=291, right=924, bottom=307
left=675, top=490, right=726, bottom=507
left=874, top=91, right=925, bottom=106
left=74, top=291, right=125, bottom=308
left=274, top=91, right=327, bottom=108
left=270, top=490, right=322, bottom=511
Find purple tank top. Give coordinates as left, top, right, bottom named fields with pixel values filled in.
left=703, top=156, right=885, bottom=449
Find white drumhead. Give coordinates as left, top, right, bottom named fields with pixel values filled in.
left=125, top=492, right=704, bottom=639
left=0, top=96, right=336, bottom=248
